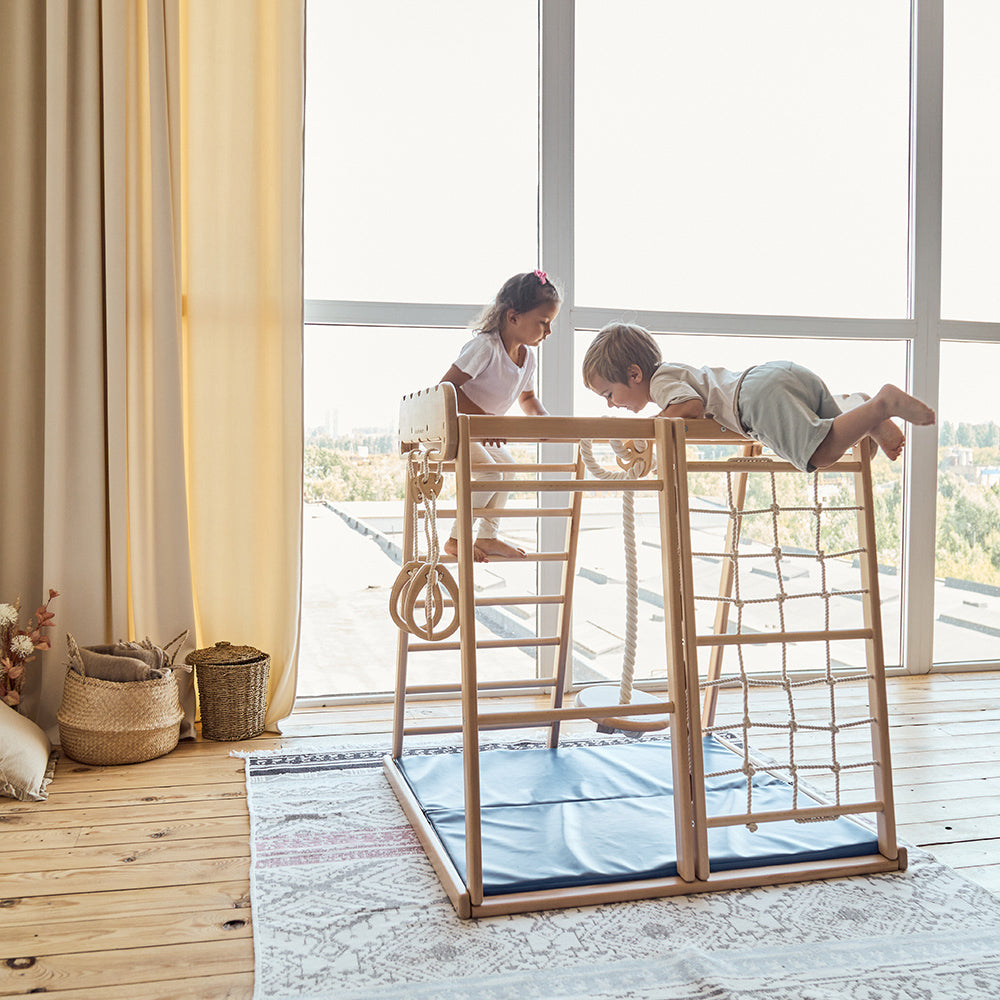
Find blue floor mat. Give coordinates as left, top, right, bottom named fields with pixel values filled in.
left=396, top=737, right=879, bottom=895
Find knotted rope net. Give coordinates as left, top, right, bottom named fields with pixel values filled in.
left=692, top=466, right=879, bottom=827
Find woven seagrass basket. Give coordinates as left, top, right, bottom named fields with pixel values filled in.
left=57, top=637, right=184, bottom=766
left=186, top=641, right=270, bottom=741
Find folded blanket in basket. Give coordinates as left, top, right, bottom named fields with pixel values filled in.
left=69, top=642, right=166, bottom=682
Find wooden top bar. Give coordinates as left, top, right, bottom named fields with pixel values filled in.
left=398, top=383, right=747, bottom=457
left=463, top=414, right=744, bottom=445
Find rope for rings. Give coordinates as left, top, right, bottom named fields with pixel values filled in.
left=578, top=439, right=654, bottom=706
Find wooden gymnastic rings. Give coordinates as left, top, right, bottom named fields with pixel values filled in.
left=389, top=560, right=428, bottom=633
left=402, top=562, right=460, bottom=641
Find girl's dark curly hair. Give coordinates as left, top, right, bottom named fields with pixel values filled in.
left=472, top=271, right=562, bottom=335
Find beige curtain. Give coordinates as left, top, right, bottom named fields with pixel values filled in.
left=0, top=0, right=304, bottom=737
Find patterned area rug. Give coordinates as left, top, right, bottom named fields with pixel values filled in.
left=241, top=739, right=1000, bottom=1000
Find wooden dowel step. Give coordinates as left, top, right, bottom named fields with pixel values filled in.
left=686, top=459, right=863, bottom=474
left=439, top=595, right=564, bottom=609
left=437, top=552, right=569, bottom=563
left=469, top=463, right=578, bottom=472
left=705, top=799, right=884, bottom=828
left=462, top=414, right=746, bottom=444
left=482, top=701, right=675, bottom=728
left=403, top=723, right=465, bottom=736
left=429, top=507, right=574, bottom=518
left=695, top=627, right=874, bottom=647
left=467, top=479, right=663, bottom=493
left=405, top=678, right=559, bottom=695
left=408, top=636, right=563, bottom=652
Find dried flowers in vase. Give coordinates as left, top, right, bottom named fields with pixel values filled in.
left=1, top=589, right=59, bottom=711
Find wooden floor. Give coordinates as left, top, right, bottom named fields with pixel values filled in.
left=3, top=670, right=1000, bottom=998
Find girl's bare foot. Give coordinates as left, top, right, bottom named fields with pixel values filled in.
left=474, top=537, right=526, bottom=561
left=875, top=384, right=936, bottom=427
left=444, top=536, right=488, bottom=562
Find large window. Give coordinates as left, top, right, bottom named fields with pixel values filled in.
left=934, top=342, right=1000, bottom=666
left=304, top=0, right=539, bottom=304
left=941, top=0, right=1000, bottom=322
left=303, top=1, right=1000, bottom=703
left=575, top=0, right=910, bottom=317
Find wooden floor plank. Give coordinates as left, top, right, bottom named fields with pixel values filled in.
left=0, top=781, right=248, bottom=813
left=5, top=906, right=252, bottom=956
left=0, top=796, right=250, bottom=832
left=0, top=938, right=254, bottom=996
left=4, top=834, right=250, bottom=874
left=0, top=813, right=249, bottom=854
left=0, top=857, right=250, bottom=900
left=0, top=880, right=250, bottom=926
left=21, top=973, right=253, bottom=1000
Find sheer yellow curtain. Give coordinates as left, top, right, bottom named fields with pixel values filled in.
left=181, top=2, right=305, bottom=728
left=0, top=0, right=304, bottom=735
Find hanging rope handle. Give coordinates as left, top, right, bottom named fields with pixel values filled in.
left=579, top=439, right=654, bottom=706
left=389, top=449, right=460, bottom=641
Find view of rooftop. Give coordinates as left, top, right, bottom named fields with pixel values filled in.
left=299, top=489, right=1000, bottom=702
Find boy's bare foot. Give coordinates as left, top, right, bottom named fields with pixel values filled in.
left=875, top=384, right=936, bottom=427
left=474, top=537, right=526, bottom=561
left=871, top=420, right=905, bottom=461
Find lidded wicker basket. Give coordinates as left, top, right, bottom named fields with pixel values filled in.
left=186, top=641, right=270, bottom=741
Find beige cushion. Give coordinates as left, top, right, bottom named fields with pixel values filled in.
left=0, top=701, right=56, bottom=802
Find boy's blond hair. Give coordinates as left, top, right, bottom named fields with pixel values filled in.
left=582, top=323, right=662, bottom=388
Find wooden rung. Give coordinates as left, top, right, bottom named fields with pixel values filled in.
left=437, top=552, right=569, bottom=563
left=469, top=463, right=578, bottom=472
left=480, top=701, right=675, bottom=728
left=402, top=717, right=581, bottom=736
left=405, top=678, right=559, bottom=694
left=462, top=414, right=747, bottom=444
left=468, top=479, right=663, bottom=493
left=429, top=507, right=574, bottom=518
left=705, top=799, right=884, bottom=828
left=695, top=627, right=874, bottom=647
left=439, top=595, right=564, bottom=609
left=686, top=459, right=863, bottom=474
left=408, top=636, right=563, bottom=652
left=403, top=723, right=465, bottom=736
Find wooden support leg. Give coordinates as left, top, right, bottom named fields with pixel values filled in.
left=852, top=441, right=900, bottom=862
left=456, top=417, right=485, bottom=906
left=701, top=442, right=761, bottom=730
left=547, top=449, right=585, bottom=749
left=391, top=470, right=417, bottom=759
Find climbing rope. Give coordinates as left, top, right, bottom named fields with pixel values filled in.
left=578, top=439, right=654, bottom=706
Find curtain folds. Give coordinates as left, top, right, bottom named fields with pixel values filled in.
left=0, top=0, right=304, bottom=737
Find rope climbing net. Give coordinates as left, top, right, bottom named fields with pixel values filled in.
left=693, top=466, right=880, bottom=826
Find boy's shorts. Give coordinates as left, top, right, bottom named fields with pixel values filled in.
left=736, top=361, right=842, bottom=472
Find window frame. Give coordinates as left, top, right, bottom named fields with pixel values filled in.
left=304, top=0, right=1000, bottom=691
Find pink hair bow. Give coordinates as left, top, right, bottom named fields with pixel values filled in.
left=534, top=269, right=548, bottom=285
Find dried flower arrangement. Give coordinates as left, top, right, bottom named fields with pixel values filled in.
left=1, top=589, right=58, bottom=710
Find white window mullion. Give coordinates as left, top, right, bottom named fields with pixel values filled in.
left=537, top=0, right=575, bottom=683
left=902, top=0, right=944, bottom=675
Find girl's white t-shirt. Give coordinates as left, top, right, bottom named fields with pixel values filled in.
left=453, top=332, right=536, bottom=415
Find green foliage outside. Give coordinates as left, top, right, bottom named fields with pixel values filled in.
left=304, top=425, right=1000, bottom=588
